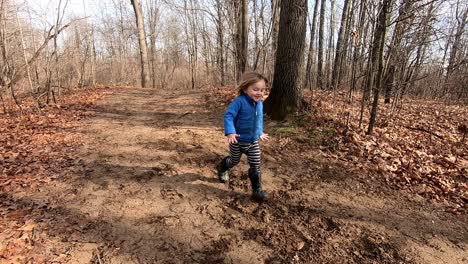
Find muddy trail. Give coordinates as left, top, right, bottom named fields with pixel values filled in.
left=4, top=87, right=467, bottom=263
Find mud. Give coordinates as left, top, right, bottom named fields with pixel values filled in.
left=4, top=87, right=466, bottom=263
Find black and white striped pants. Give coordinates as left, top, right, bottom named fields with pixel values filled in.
left=225, top=141, right=261, bottom=173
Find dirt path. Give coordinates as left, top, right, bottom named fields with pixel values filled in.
left=7, top=87, right=466, bottom=263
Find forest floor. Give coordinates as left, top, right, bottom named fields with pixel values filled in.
left=0, top=86, right=467, bottom=263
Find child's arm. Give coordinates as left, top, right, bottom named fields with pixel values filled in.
left=258, top=102, right=264, bottom=135
left=258, top=101, right=269, bottom=141
left=224, top=98, right=241, bottom=139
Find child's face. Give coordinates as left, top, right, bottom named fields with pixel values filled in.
left=244, top=80, right=267, bottom=102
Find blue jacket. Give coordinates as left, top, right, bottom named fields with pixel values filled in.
left=224, top=93, right=263, bottom=143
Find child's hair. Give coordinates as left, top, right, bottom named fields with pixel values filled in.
left=237, top=72, right=269, bottom=95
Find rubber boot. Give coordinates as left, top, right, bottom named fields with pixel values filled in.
left=248, top=168, right=268, bottom=201
left=216, top=157, right=230, bottom=183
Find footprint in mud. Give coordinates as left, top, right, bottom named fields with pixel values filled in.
left=227, top=170, right=250, bottom=191
left=133, top=171, right=158, bottom=183
left=146, top=215, right=181, bottom=227
left=160, top=184, right=184, bottom=200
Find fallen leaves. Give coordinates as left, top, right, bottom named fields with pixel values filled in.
left=307, top=91, right=468, bottom=214
left=212, top=86, right=467, bottom=214
left=0, top=86, right=106, bottom=263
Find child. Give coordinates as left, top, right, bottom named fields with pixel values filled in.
left=216, top=72, right=270, bottom=201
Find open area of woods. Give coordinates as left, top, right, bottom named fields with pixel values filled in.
left=0, top=0, right=467, bottom=263
left=1, top=0, right=467, bottom=110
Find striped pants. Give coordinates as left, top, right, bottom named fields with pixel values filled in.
left=225, top=141, right=261, bottom=173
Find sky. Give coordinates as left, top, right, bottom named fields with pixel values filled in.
left=25, top=0, right=111, bottom=26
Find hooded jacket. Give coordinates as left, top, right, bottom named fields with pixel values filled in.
left=224, top=93, right=263, bottom=143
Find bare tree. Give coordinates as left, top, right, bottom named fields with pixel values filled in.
left=445, top=2, right=467, bottom=90
left=215, top=0, right=226, bottom=85
left=367, top=0, right=392, bottom=135
left=232, top=0, right=248, bottom=81
left=147, top=0, right=161, bottom=89
left=304, top=0, right=319, bottom=90
left=325, top=0, right=335, bottom=89
left=1, top=0, right=466, bottom=117
left=269, top=0, right=280, bottom=79
left=130, top=0, right=150, bottom=88
left=383, top=0, right=414, bottom=104
left=317, top=0, right=326, bottom=89
left=331, top=0, right=351, bottom=90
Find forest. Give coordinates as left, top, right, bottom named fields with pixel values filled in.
left=0, top=0, right=467, bottom=263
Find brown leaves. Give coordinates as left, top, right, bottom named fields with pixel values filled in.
left=302, top=91, right=468, bottom=214
left=0, top=87, right=105, bottom=262
left=211, top=86, right=467, bottom=214
left=1, top=88, right=103, bottom=180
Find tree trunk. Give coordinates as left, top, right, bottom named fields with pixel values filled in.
left=130, top=0, right=150, bottom=88
left=253, top=0, right=260, bottom=70
left=331, top=0, right=350, bottom=90
left=304, top=0, right=319, bottom=90
left=215, top=0, right=225, bottom=85
left=233, top=0, right=249, bottom=81
left=264, top=0, right=307, bottom=120
left=270, top=0, right=281, bottom=78
left=317, top=0, right=326, bottom=89
left=446, top=6, right=467, bottom=82
left=367, top=0, right=392, bottom=135
left=240, top=0, right=248, bottom=75
left=118, top=1, right=126, bottom=85
left=15, top=6, right=35, bottom=97
left=90, top=27, right=96, bottom=86
left=383, top=0, right=414, bottom=104
left=350, top=0, right=367, bottom=94
left=326, top=0, right=335, bottom=89
left=340, top=0, right=356, bottom=85
left=200, top=15, right=211, bottom=81
left=147, top=0, right=160, bottom=89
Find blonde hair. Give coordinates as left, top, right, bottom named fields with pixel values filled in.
left=237, top=72, right=269, bottom=95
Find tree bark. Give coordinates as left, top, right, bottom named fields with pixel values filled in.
left=147, top=0, right=160, bottom=89
left=317, top=0, right=326, bottom=89
left=350, top=0, right=367, bottom=95
left=240, top=0, right=248, bottom=76
left=131, top=0, right=150, bottom=88
left=331, top=0, right=350, bottom=90
left=270, top=0, right=281, bottom=78
left=383, top=0, right=414, bottom=104
left=215, top=0, right=225, bottom=85
left=304, top=0, right=319, bottom=90
left=446, top=6, right=467, bottom=82
left=326, top=0, right=335, bottom=89
left=367, top=0, right=392, bottom=135
left=264, top=0, right=307, bottom=120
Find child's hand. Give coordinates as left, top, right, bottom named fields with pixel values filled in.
left=260, top=133, right=270, bottom=141
left=227, top=133, right=240, bottom=144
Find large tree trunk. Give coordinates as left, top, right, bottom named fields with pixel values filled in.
left=233, top=0, right=249, bottom=81
left=131, top=0, right=150, bottom=88
left=317, top=0, right=326, bottom=89
left=270, top=0, right=281, bottom=79
left=264, top=0, right=307, bottom=120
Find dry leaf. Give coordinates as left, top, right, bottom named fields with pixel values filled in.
left=296, top=241, right=305, bottom=250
